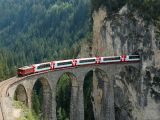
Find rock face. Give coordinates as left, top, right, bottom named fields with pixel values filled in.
left=79, top=4, right=160, bottom=120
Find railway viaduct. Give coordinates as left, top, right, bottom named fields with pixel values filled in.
left=0, top=62, right=140, bottom=120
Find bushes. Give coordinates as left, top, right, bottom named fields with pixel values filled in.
left=13, top=101, right=39, bottom=120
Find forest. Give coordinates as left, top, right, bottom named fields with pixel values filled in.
left=1, top=0, right=160, bottom=119
left=0, top=0, right=92, bottom=119
left=91, top=0, right=160, bottom=22
left=1, top=0, right=160, bottom=81
left=0, top=0, right=91, bottom=80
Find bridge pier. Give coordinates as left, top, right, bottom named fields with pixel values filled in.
left=92, top=69, right=115, bottom=120
left=101, top=75, right=115, bottom=120
left=70, top=77, right=84, bottom=120
left=50, top=86, right=56, bottom=120
left=43, top=83, right=52, bottom=119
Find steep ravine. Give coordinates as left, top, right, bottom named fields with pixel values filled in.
left=79, top=5, right=160, bottom=120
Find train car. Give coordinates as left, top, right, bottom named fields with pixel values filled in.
left=34, top=62, right=52, bottom=73
left=76, top=57, right=97, bottom=66
left=17, top=55, right=140, bottom=77
left=100, top=56, right=121, bottom=63
left=54, top=59, right=74, bottom=69
left=17, top=66, right=34, bottom=77
left=126, top=55, right=140, bottom=62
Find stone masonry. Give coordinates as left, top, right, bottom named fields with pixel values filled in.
left=1, top=62, right=140, bottom=120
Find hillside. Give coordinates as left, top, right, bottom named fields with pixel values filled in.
left=0, top=0, right=91, bottom=80
left=1, top=0, right=160, bottom=120
left=87, top=0, right=160, bottom=120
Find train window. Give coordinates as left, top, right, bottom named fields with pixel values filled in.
left=57, top=61, right=72, bottom=66
left=18, top=69, right=23, bottom=72
left=129, top=56, right=140, bottom=59
left=79, top=59, right=95, bottom=63
left=37, top=64, right=50, bottom=69
left=103, top=57, right=120, bottom=61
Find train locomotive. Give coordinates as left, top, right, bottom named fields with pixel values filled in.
left=17, top=55, right=140, bottom=77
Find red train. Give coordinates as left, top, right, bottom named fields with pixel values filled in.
left=17, top=55, right=140, bottom=77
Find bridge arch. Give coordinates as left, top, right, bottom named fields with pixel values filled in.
left=83, top=70, right=95, bottom=120
left=31, top=77, right=52, bottom=119
left=56, top=72, right=78, bottom=120
left=84, top=68, right=112, bottom=120
left=57, top=72, right=78, bottom=86
left=14, top=84, right=28, bottom=105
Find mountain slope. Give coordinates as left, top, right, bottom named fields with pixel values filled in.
left=0, top=0, right=92, bottom=80
left=88, top=0, right=160, bottom=119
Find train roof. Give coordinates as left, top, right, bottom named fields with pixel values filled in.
left=76, top=57, right=96, bottom=60
left=34, top=62, right=51, bottom=67
left=54, top=59, right=73, bottom=63
left=18, top=66, right=33, bottom=70
left=101, top=56, right=120, bottom=58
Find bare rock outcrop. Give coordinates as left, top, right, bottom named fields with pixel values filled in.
left=79, top=4, right=160, bottom=120
left=91, top=5, right=160, bottom=120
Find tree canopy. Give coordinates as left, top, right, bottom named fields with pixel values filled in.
left=91, top=0, right=160, bottom=21
left=0, top=0, right=92, bottom=80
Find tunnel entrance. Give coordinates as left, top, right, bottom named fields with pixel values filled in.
left=14, top=84, right=28, bottom=105
left=32, top=77, right=52, bottom=119
left=83, top=70, right=95, bottom=120
left=56, top=73, right=72, bottom=120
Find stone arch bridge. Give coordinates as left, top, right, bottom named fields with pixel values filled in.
left=0, top=62, right=140, bottom=120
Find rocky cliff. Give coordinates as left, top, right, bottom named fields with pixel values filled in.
left=79, top=4, right=160, bottom=120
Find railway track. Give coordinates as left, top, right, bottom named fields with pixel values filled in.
left=0, top=80, right=12, bottom=120
left=0, top=77, right=21, bottom=120
left=0, top=77, right=17, bottom=97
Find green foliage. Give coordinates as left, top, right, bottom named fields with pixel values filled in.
left=57, top=107, right=69, bottom=120
left=91, top=0, right=160, bottom=21
left=91, top=0, right=126, bottom=14
left=128, top=0, right=160, bottom=21
left=83, top=71, right=95, bottom=120
left=31, top=80, right=43, bottom=119
left=13, top=101, right=39, bottom=120
left=32, top=91, right=41, bottom=116
left=0, top=0, right=91, bottom=80
left=0, top=49, right=16, bottom=81
left=56, top=74, right=71, bottom=120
